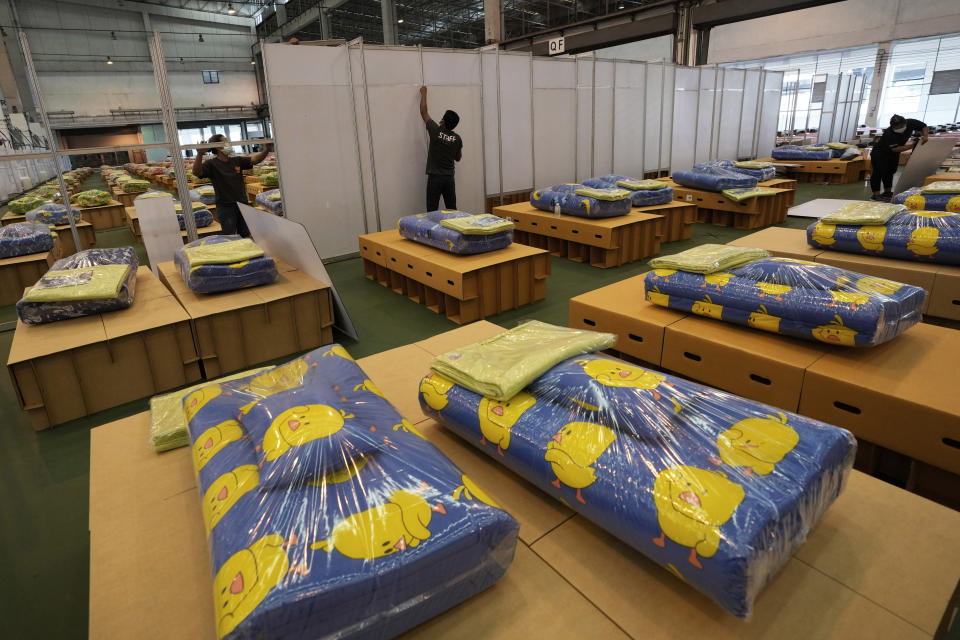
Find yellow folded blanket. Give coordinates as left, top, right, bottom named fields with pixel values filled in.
left=24, top=264, right=129, bottom=302
left=822, top=201, right=906, bottom=225
left=182, top=238, right=264, bottom=267
left=616, top=179, right=667, bottom=190
left=921, top=181, right=960, bottom=194
left=826, top=142, right=855, bottom=150
left=574, top=187, right=632, bottom=201
left=734, top=161, right=773, bottom=169
left=440, top=214, right=515, bottom=235
left=722, top=187, right=779, bottom=202
left=650, top=244, right=769, bottom=273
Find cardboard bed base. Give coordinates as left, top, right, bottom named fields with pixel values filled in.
left=758, top=178, right=798, bottom=206
left=358, top=229, right=550, bottom=324
left=88, top=321, right=960, bottom=640
left=755, top=156, right=867, bottom=184
left=0, top=237, right=61, bottom=306
left=78, top=201, right=127, bottom=230
left=569, top=274, right=960, bottom=479
left=124, top=207, right=222, bottom=242
left=492, top=202, right=672, bottom=268
left=728, top=227, right=960, bottom=321
left=484, top=189, right=532, bottom=214
left=111, top=190, right=140, bottom=208
left=663, top=179, right=792, bottom=229
left=6, top=266, right=201, bottom=430
left=924, top=172, right=960, bottom=185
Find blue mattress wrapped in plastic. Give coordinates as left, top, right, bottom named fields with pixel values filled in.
left=183, top=344, right=518, bottom=640
left=807, top=210, right=960, bottom=265
left=175, top=235, right=278, bottom=293
left=177, top=207, right=214, bottom=231
left=25, top=203, right=82, bottom=226
left=697, top=160, right=777, bottom=182
left=16, top=247, right=138, bottom=325
left=672, top=165, right=758, bottom=192
left=581, top=175, right=674, bottom=206
left=0, top=222, right=55, bottom=258
left=644, top=257, right=924, bottom=346
left=530, top=183, right=632, bottom=218
left=421, top=351, right=855, bottom=618
left=770, top=145, right=833, bottom=161
left=892, top=187, right=960, bottom=213
left=256, top=189, right=284, bottom=215
left=398, top=210, right=513, bottom=255
left=190, top=186, right=218, bottom=206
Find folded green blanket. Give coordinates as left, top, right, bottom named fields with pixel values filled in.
left=440, top=214, right=515, bottom=235
left=734, top=161, right=773, bottom=169
left=182, top=238, right=264, bottom=266
left=196, top=186, right=215, bottom=197
left=921, top=181, right=960, bottom=194
left=431, top=320, right=616, bottom=401
left=121, top=179, right=151, bottom=193
left=23, top=264, right=130, bottom=302
left=9, top=195, right=47, bottom=215
left=71, top=190, right=112, bottom=208
left=136, top=191, right=172, bottom=200
left=574, top=187, right=632, bottom=201
left=722, top=187, right=779, bottom=202
left=803, top=145, right=828, bottom=151
left=266, top=192, right=282, bottom=202
left=826, top=142, right=855, bottom=150
left=649, top=244, right=770, bottom=274
left=260, top=172, right=279, bottom=187
left=616, top=179, right=667, bottom=190
left=174, top=202, right=206, bottom=213
left=821, top=201, right=906, bottom=225
left=149, top=367, right=269, bottom=452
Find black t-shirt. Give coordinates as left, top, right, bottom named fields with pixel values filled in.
left=873, top=118, right=926, bottom=157
left=199, top=155, right=253, bottom=204
left=425, top=119, right=462, bottom=176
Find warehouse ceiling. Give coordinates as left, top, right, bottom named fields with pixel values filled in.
left=130, top=0, right=270, bottom=19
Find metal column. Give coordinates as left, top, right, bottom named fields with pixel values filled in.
left=344, top=39, right=370, bottom=234
left=358, top=39, right=382, bottom=231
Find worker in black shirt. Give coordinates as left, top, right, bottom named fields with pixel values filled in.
left=870, top=114, right=929, bottom=201
left=192, top=134, right=272, bottom=236
left=419, top=86, right=463, bottom=211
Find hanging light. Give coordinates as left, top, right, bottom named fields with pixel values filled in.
left=398, top=18, right=404, bottom=23
left=226, top=4, right=236, bottom=14
left=180, top=57, right=184, bottom=64
left=106, top=56, right=113, bottom=65
left=250, top=58, right=256, bottom=65
left=198, top=33, right=204, bottom=43
left=111, top=31, right=117, bottom=40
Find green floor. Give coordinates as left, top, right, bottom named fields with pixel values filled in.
left=2, top=174, right=957, bottom=638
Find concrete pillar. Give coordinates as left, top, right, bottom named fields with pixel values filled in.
left=484, top=0, right=501, bottom=44
left=319, top=9, right=331, bottom=40
left=275, top=2, right=287, bottom=25
left=382, top=0, right=398, bottom=45
left=864, top=42, right=890, bottom=127
left=673, top=3, right=693, bottom=65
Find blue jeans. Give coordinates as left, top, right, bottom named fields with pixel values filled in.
left=217, top=202, right=250, bottom=237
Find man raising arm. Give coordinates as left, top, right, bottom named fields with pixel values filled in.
left=419, top=86, right=463, bottom=211
left=192, top=135, right=274, bottom=236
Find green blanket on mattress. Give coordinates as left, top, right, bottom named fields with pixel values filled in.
left=616, top=179, right=667, bottom=190
left=921, top=181, right=960, bottom=194
left=430, top=320, right=615, bottom=401
left=574, top=187, right=632, bottom=201
left=822, top=201, right=906, bottom=225
left=440, top=214, right=515, bottom=235
left=649, top=244, right=770, bottom=274
left=722, top=187, right=779, bottom=202
left=23, top=264, right=129, bottom=302
left=182, top=238, right=263, bottom=266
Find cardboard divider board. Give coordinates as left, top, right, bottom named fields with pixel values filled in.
left=124, top=206, right=222, bottom=243
left=755, top=156, right=867, bottom=184
left=88, top=322, right=960, bottom=640
left=131, top=196, right=184, bottom=277
left=893, top=138, right=956, bottom=193
left=77, top=200, right=126, bottom=230
left=6, top=267, right=201, bottom=430
left=0, top=236, right=60, bottom=306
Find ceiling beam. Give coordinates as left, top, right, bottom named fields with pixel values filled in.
left=691, top=0, right=847, bottom=29
left=50, top=0, right=256, bottom=28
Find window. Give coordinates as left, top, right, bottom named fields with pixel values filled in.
left=930, top=69, right=960, bottom=95
left=202, top=70, right=219, bottom=84
left=892, top=64, right=925, bottom=84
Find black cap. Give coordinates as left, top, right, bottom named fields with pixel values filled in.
left=442, top=109, right=460, bottom=130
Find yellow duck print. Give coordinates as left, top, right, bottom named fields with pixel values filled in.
left=653, top=268, right=678, bottom=281
left=213, top=534, right=289, bottom=639
left=354, top=378, right=386, bottom=398
left=855, top=276, right=903, bottom=295
left=545, top=421, right=618, bottom=504
left=714, top=413, right=799, bottom=476
left=829, top=289, right=870, bottom=309
left=453, top=475, right=502, bottom=509
left=322, top=345, right=355, bottom=361
left=477, top=392, right=536, bottom=455
left=193, top=420, right=244, bottom=473
left=810, top=222, right=836, bottom=246
left=811, top=315, right=858, bottom=346
left=856, top=226, right=886, bottom=251
left=747, top=305, right=781, bottom=333
left=910, top=210, right=956, bottom=219
left=579, top=358, right=666, bottom=392
left=308, top=454, right=371, bottom=487
left=245, top=359, right=309, bottom=397
left=203, top=464, right=259, bottom=535
left=419, top=373, right=454, bottom=411
left=261, top=405, right=354, bottom=462
left=652, top=465, right=744, bottom=569
left=754, top=281, right=792, bottom=302
left=691, top=294, right=723, bottom=319
left=903, top=195, right=926, bottom=210
left=907, top=226, right=939, bottom=257
left=392, top=418, right=427, bottom=439
left=183, top=384, right=222, bottom=423
left=645, top=284, right=669, bottom=307
left=702, top=272, right=735, bottom=290
left=310, top=489, right=446, bottom=559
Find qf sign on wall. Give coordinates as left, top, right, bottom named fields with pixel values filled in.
left=548, top=36, right=565, bottom=56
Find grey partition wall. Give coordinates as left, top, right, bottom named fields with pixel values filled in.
left=671, top=65, right=700, bottom=171
left=593, top=59, right=615, bottom=178
left=532, top=57, right=577, bottom=188
left=576, top=55, right=594, bottom=181
left=613, top=60, right=646, bottom=178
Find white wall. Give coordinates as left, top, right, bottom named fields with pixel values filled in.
left=37, top=71, right=258, bottom=115
left=594, top=35, right=673, bottom=62
left=709, top=0, right=960, bottom=64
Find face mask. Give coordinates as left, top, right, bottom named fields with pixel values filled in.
left=220, top=143, right=233, bottom=156
left=893, top=126, right=906, bottom=134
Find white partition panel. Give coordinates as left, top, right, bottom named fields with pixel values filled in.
left=830, top=74, right=851, bottom=141
left=671, top=65, right=700, bottom=171
left=481, top=49, right=500, bottom=198
left=499, top=52, right=534, bottom=193
left=264, top=43, right=366, bottom=259
left=423, top=50, right=484, bottom=215
left=660, top=65, right=675, bottom=173
left=717, top=68, right=745, bottom=161
left=532, top=57, right=576, bottom=187
left=695, top=68, right=716, bottom=164
left=756, top=70, right=784, bottom=157
left=817, top=74, right=840, bottom=145
left=593, top=59, right=615, bottom=178
left=739, top=69, right=762, bottom=160
left=644, top=62, right=664, bottom=173
left=576, top=55, right=594, bottom=181
left=613, top=61, right=645, bottom=178
left=349, top=46, right=378, bottom=235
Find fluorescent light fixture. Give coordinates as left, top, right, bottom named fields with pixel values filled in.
left=398, top=18, right=404, bottom=23
left=106, top=56, right=113, bottom=65
left=227, top=4, right=236, bottom=14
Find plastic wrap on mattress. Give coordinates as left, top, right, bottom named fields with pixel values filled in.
left=807, top=210, right=960, bottom=265
left=174, top=235, right=278, bottom=293
left=697, top=160, right=777, bottom=182
left=16, top=247, right=138, bottom=325
left=71, top=189, right=113, bottom=208
left=644, top=258, right=924, bottom=346
left=398, top=210, right=513, bottom=255
left=178, top=344, right=518, bottom=640
left=421, top=348, right=855, bottom=618
left=672, top=165, right=758, bottom=192
left=255, top=189, right=284, bottom=215
left=260, top=172, right=279, bottom=187
left=191, top=186, right=218, bottom=206
left=582, top=175, right=675, bottom=206
left=892, top=187, right=960, bottom=212
left=0, top=222, right=55, bottom=258
left=530, top=184, right=632, bottom=218
left=25, top=203, right=83, bottom=226
left=9, top=195, right=48, bottom=215
left=770, top=146, right=833, bottom=161
left=177, top=207, right=215, bottom=231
